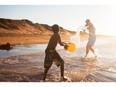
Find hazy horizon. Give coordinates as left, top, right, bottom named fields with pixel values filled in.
left=0, top=5, right=116, bottom=36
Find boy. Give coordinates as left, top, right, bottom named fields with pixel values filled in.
left=43, top=24, right=67, bottom=81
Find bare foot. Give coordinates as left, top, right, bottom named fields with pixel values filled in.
left=60, top=77, right=68, bottom=82
left=81, top=58, right=85, bottom=62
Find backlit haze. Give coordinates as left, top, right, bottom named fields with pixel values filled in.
left=0, top=5, right=116, bottom=36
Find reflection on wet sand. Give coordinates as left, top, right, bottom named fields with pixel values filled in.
left=0, top=51, right=99, bottom=82
left=0, top=37, right=116, bottom=82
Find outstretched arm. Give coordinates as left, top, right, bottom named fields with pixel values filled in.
left=58, top=34, right=65, bottom=46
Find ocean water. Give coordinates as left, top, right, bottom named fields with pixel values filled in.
left=0, top=44, right=47, bottom=59
left=0, top=36, right=116, bottom=82
left=0, top=36, right=114, bottom=60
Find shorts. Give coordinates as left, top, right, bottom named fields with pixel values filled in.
left=44, top=49, right=64, bottom=68
left=87, top=35, right=96, bottom=46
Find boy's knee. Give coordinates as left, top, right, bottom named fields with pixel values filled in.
left=86, top=45, right=91, bottom=48
left=86, top=45, right=89, bottom=48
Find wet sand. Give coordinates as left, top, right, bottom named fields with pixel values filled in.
left=0, top=33, right=70, bottom=45
left=84, top=70, right=116, bottom=82
left=0, top=49, right=99, bottom=82
left=0, top=36, right=116, bottom=82
left=0, top=34, right=110, bottom=45
left=0, top=35, right=51, bottom=45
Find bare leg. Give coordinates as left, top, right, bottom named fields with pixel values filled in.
left=43, top=67, right=50, bottom=81
left=60, top=63, right=64, bottom=77
left=60, top=63, right=67, bottom=81
left=83, top=45, right=89, bottom=59
left=89, top=46, right=94, bottom=53
left=89, top=46, right=97, bottom=57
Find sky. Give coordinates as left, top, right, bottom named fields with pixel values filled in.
left=0, top=5, right=116, bottom=36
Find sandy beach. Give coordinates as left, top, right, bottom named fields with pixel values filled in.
left=0, top=49, right=98, bottom=82
left=0, top=33, right=110, bottom=45
left=0, top=33, right=72, bottom=45
left=0, top=35, right=116, bottom=82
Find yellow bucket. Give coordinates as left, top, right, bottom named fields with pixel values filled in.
left=65, top=43, right=76, bottom=52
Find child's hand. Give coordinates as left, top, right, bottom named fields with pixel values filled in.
left=64, top=44, right=68, bottom=50
left=63, top=42, right=67, bottom=45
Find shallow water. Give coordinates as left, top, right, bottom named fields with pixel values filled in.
left=0, top=37, right=110, bottom=59
left=0, top=43, right=67, bottom=59
left=0, top=44, right=48, bottom=59
left=83, top=37, right=116, bottom=82
left=0, top=37, right=116, bottom=82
